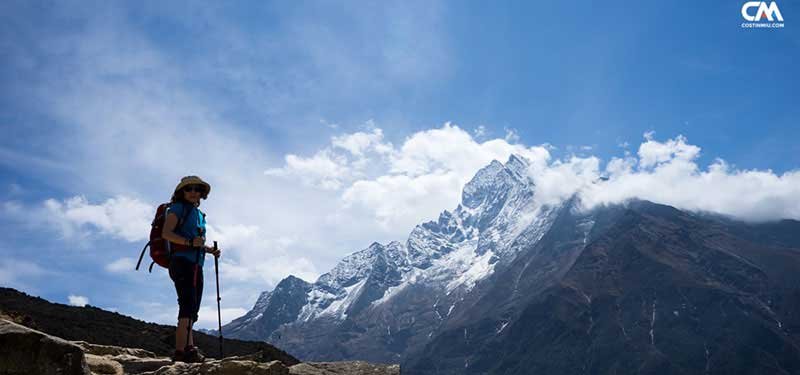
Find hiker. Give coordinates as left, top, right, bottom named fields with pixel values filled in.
left=161, top=175, right=222, bottom=363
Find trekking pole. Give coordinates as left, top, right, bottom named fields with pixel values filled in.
left=214, top=240, right=223, bottom=358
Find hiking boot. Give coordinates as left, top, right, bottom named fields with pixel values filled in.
left=182, top=345, right=206, bottom=363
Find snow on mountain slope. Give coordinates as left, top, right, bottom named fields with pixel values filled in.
left=298, top=277, right=368, bottom=321
left=293, top=241, right=407, bottom=322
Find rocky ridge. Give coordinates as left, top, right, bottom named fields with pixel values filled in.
left=0, top=318, right=400, bottom=375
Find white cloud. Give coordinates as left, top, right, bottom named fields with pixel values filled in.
left=205, top=224, right=320, bottom=286
left=528, top=134, right=800, bottom=222
left=68, top=294, right=89, bottom=307
left=106, top=257, right=137, bottom=273
left=530, top=156, right=601, bottom=206
left=265, top=123, right=395, bottom=190
left=638, top=132, right=700, bottom=168
left=197, top=306, right=248, bottom=327
left=42, top=196, right=153, bottom=242
left=265, top=150, right=352, bottom=190
left=341, top=172, right=464, bottom=230
left=331, top=126, right=392, bottom=157
left=273, top=127, right=800, bottom=228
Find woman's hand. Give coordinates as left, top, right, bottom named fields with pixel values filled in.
left=204, top=245, right=221, bottom=258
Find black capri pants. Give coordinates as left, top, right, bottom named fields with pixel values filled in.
left=168, top=256, right=203, bottom=323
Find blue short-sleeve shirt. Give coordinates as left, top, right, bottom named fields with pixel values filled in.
left=167, top=201, right=207, bottom=267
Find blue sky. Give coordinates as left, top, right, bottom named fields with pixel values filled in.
left=0, top=1, right=798, bottom=328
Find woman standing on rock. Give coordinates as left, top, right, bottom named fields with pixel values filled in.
left=161, top=175, right=222, bottom=363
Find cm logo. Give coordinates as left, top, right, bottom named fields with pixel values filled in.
left=741, top=2, right=784, bottom=22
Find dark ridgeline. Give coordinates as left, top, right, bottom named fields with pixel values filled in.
left=0, top=287, right=300, bottom=366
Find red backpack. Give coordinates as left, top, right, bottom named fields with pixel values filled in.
left=135, top=202, right=193, bottom=272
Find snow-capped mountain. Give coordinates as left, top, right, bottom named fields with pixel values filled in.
left=223, top=154, right=800, bottom=374
left=224, top=154, right=563, bottom=352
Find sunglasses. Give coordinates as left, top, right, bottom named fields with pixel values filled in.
left=183, top=185, right=205, bottom=193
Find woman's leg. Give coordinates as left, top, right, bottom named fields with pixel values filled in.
left=169, top=257, right=196, bottom=352
left=176, top=318, right=191, bottom=351
left=188, top=267, right=204, bottom=347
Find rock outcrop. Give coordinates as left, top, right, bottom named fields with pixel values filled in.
left=1, top=319, right=400, bottom=375
left=0, top=319, right=90, bottom=375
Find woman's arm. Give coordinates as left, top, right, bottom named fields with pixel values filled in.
left=162, top=212, right=203, bottom=247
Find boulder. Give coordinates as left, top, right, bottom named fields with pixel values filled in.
left=0, top=318, right=90, bottom=375
left=85, top=354, right=124, bottom=375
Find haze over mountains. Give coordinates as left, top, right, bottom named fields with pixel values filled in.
left=221, top=154, right=800, bottom=374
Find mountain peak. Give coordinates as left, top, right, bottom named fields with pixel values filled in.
left=460, top=155, right=535, bottom=213
left=504, top=154, right=531, bottom=182
left=279, top=274, right=311, bottom=287
left=461, top=160, right=507, bottom=209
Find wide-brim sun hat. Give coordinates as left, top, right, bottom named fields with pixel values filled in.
left=174, top=175, right=211, bottom=199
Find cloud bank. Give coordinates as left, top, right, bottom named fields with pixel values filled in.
left=41, top=196, right=152, bottom=242
left=578, top=134, right=800, bottom=221
left=268, top=125, right=800, bottom=224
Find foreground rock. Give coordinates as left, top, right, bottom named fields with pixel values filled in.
left=75, top=340, right=172, bottom=374
left=0, top=319, right=90, bottom=375
left=1, top=318, right=400, bottom=374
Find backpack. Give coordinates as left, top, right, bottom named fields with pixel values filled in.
left=135, top=202, right=193, bottom=272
